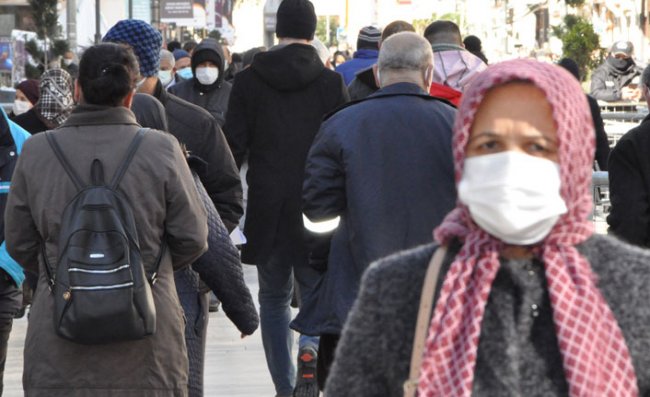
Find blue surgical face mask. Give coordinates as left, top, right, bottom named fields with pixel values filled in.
left=177, top=67, right=193, bottom=80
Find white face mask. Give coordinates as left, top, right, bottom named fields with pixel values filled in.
left=158, top=70, right=173, bottom=87
left=195, top=66, right=219, bottom=85
left=12, top=99, right=32, bottom=116
left=458, top=151, right=568, bottom=245
left=63, top=58, right=73, bottom=66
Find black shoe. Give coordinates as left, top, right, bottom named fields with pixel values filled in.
left=293, top=346, right=319, bottom=397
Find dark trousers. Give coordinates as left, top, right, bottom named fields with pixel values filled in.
left=0, top=271, right=21, bottom=396
left=317, top=333, right=340, bottom=391
left=175, top=268, right=210, bottom=397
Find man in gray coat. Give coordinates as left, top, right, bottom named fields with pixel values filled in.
left=295, top=32, right=457, bottom=386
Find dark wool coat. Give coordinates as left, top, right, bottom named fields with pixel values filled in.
left=169, top=39, right=232, bottom=127
left=326, top=235, right=650, bottom=396
left=10, top=107, right=49, bottom=134
left=223, top=43, right=349, bottom=265
left=293, top=83, right=457, bottom=336
left=5, top=106, right=208, bottom=396
left=608, top=113, right=650, bottom=246
left=153, top=82, right=243, bottom=232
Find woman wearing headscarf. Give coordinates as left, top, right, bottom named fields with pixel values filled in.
left=12, top=69, right=74, bottom=134
left=324, top=59, right=650, bottom=396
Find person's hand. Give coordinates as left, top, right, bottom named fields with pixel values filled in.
left=622, top=86, right=642, bottom=101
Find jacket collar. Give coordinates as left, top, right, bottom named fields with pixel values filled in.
left=371, top=82, right=429, bottom=98
left=61, top=104, right=139, bottom=128
left=353, top=49, right=379, bottom=59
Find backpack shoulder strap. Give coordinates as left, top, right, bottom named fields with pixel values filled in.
left=45, top=131, right=84, bottom=190
left=110, top=128, right=148, bottom=190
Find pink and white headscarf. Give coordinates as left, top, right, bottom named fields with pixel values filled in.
left=418, top=59, right=638, bottom=396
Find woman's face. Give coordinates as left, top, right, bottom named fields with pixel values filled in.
left=466, top=82, right=559, bottom=162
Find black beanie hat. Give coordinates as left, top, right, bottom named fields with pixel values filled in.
left=275, top=0, right=317, bottom=40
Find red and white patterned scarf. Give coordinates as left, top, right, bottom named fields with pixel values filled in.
left=418, top=59, right=638, bottom=396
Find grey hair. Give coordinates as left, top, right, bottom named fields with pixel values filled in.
left=159, top=49, right=175, bottom=68
left=377, top=32, right=433, bottom=73
left=642, top=64, right=650, bottom=89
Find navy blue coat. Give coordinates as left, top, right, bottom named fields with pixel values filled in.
left=293, top=83, right=457, bottom=336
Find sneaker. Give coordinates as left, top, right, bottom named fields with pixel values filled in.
left=208, top=293, right=220, bottom=313
left=293, top=346, right=319, bottom=397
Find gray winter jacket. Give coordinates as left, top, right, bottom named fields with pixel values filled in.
left=325, top=234, right=650, bottom=396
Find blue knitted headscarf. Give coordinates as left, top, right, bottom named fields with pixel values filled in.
left=103, top=19, right=162, bottom=77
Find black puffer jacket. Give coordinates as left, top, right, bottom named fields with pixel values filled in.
left=153, top=81, right=243, bottom=231
left=187, top=167, right=258, bottom=334
left=169, top=39, right=232, bottom=127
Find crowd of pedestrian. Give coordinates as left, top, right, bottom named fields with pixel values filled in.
left=1, top=0, right=650, bottom=396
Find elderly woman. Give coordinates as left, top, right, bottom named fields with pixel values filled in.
left=12, top=69, right=74, bottom=134
left=325, top=59, right=650, bottom=396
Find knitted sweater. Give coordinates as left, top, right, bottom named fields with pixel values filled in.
left=325, top=234, right=650, bottom=396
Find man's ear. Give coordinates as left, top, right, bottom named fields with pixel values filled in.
left=122, top=89, right=135, bottom=109
left=373, top=64, right=380, bottom=88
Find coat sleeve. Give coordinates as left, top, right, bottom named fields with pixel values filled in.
left=164, top=138, right=209, bottom=269
left=324, top=263, right=392, bottom=396
left=223, top=73, right=251, bottom=169
left=197, top=117, right=244, bottom=233
left=607, top=136, right=649, bottom=245
left=590, top=67, right=620, bottom=102
left=588, top=96, right=610, bottom=170
left=4, top=140, right=39, bottom=274
left=302, top=124, right=346, bottom=223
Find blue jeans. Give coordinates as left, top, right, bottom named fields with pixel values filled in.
left=257, top=255, right=320, bottom=396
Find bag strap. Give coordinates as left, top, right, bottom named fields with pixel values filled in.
left=110, top=128, right=148, bottom=190
left=148, top=233, right=167, bottom=286
left=45, top=131, right=84, bottom=191
left=403, top=245, right=448, bottom=397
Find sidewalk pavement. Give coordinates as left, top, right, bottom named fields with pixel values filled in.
left=3, top=265, right=281, bottom=397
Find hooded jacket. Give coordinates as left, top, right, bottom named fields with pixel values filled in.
left=169, top=39, right=232, bottom=127
left=336, top=48, right=379, bottom=85
left=431, top=44, right=486, bottom=93
left=153, top=82, right=243, bottom=232
left=224, top=43, right=349, bottom=265
left=590, top=57, right=643, bottom=102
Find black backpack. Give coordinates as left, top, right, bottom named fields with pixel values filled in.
left=43, top=128, right=164, bottom=344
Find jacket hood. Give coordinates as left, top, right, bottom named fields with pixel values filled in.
left=432, top=48, right=487, bottom=92
left=191, top=38, right=226, bottom=91
left=251, top=43, right=325, bottom=91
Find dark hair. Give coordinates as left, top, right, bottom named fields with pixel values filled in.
left=557, top=58, right=580, bottom=81
left=423, top=20, right=462, bottom=46
left=78, top=43, right=139, bottom=106
left=183, top=40, right=197, bottom=53
left=463, top=35, right=482, bottom=52
left=381, top=20, right=415, bottom=43
left=167, top=40, right=181, bottom=53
